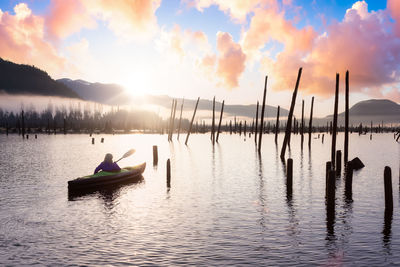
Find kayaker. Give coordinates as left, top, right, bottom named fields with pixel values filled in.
left=94, top=153, right=121, bottom=174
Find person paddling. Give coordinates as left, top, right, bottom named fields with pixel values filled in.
left=94, top=153, right=121, bottom=174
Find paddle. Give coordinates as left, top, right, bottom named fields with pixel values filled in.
left=114, top=149, right=136, bottom=163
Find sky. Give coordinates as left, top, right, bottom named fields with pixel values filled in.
left=0, top=0, right=399, bottom=117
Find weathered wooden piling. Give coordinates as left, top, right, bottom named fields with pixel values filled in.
left=239, top=121, right=242, bottom=136
left=384, top=166, right=393, bottom=210
left=26, top=134, right=29, bottom=139
left=211, top=96, right=215, bottom=144
left=168, top=99, right=175, bottom=140
left=301, top=100, right=304, bottom=147
left=308, top=96, right=314, bottom=148
left=229, top=120, right=232, bottom=134
left=92, top=138, right=95, bottom=144
left=344, top=70, right=350, bottom=164
left=331, top=74, right=339, bottom=169
left=167, top=159, right=171, bottom=188
left=169, top=99, right=177, bottom=141
left=336, top=150, right=342, bottom=175
left=326, top=169, right=336, bottom=204
left=280, top=68, right=302, bottom=159
left=35, top=134, right=37, bottom=139
left=287, top=158, right=293, bottom=195
left=101, top=137, right=104, bottom=143
left=274, top=106, right=280, bottom=144
left=255, top=101, right=259, bottom=143
left=153, top=145, right=158, bottom=165
left=216, top=100, right=225, bottom=143
left=185, top=97, right=200, bottom=145
left=177, top=99, right=184, bottom=140
left=258, top=76, right=268, bottom=152
left=345, top=162, right=353, bottom=199
left=322, top=134, right=324, bottom=144
left=21, top=110, right=25, bottom=138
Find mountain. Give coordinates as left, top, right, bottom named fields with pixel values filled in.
left=59, top=79, right=288, bottom=118
left=323, top=99, right=400, bottom=125
left=57, top=78, right=128, bottom=104
left=0, top=58, right=80, bottom=98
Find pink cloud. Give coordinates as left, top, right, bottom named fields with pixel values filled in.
left=0, top=3, right=65, bottom=74
left=183, top=0, right=270, bottom=23
left=46, top=0, right=96, bottom=40
left=260, top=1, right=400, bottom=99
left=388, top=0, right=400, bottom=37
left=216, top=32, right=246, bottom=88
left=85, top=0, right=161, bottom=41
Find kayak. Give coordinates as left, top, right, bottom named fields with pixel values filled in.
left=68, top=163, right=146, bottom=191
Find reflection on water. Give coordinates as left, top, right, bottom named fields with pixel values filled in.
left=0, top=133, right=399, bottom=266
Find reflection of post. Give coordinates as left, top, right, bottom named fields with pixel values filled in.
left=185, top=97, right=200, bottom=145
left=326, top=170, right=336, bottom=237
left=383, top=207, right=393, bottom=249
left=301, top=100, right=304, bottom=148
left=211, top=97, right=215, bottom=144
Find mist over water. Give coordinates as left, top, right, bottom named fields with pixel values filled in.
left=0, top=132, right=399, bottom=265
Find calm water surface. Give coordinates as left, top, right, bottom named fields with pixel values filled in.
left=0, top=132, right=399, bottom=266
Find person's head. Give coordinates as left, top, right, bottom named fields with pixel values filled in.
left=104, top=153, right=113, bottom=163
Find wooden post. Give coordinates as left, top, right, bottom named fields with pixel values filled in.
left=331, top=73, right=339, bottom=169
left=336, top=150, right=342, bottom=175
left=26, top=134, right=29, bottom=139
left=168, top=99, right=174, bottom=140
left=101, top=137, right=104, bottom=143
left=326, top=161, right=332, bottom=195
left=308, top=96, right=314, bottom=148
left=211, top=97, right=215, bottom=144
left=21, top=110, right=25, bottom=138
left=92, top=137, right=95, bottom=144
left=275, top=106, right=280, bottom=144
left=344, top=71, right=350, bottom=164
left=54, top=120, right=57, bottom=135
left=177, top=99, right=184, bottom=140
left=216, top=100, right=225, bottom=143
left=345, top=162, right=353, bottom=199
left=35, top=134, right=37, bottom=139
left=169, top=100, right=177, bottom=141
left=384, top=166, right=393, bottom=210
left=370, top=121, right=372, bottom=140
left=185, top=97, right=200, bottom=145
left=287, top=158, right=293, bottom=195
left=153, top=145, right=158, bottom=165
left=322, top=134, right=324, bottom=144
left=327, top=169, right=335, bottom=204
left=239, top=121, right=242, bottom=136
left=63, top=118, right=67, bottom=135
left=167, top=159, right=171, bottom=188
left=280, top=68, right=302, bottom=159
left=255, top=101, right=259, bottom=143
left=244, top=121, right=247, bottom=137
left=229, top=120, right=232, bottom=134
left=258, top=76, right=268, bottom=152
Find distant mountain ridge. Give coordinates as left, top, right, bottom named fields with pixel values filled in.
left=0, top=58, right=80, bottom=98
left=58, top=79, right=289, bottom=118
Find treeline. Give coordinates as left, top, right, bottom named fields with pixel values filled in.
left=0, top=58, right=79, bottom=98
left=0, top=103, right=191, bottom=134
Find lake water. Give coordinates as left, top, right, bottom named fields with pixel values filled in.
left=0, top=132, right=399, bottom=266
